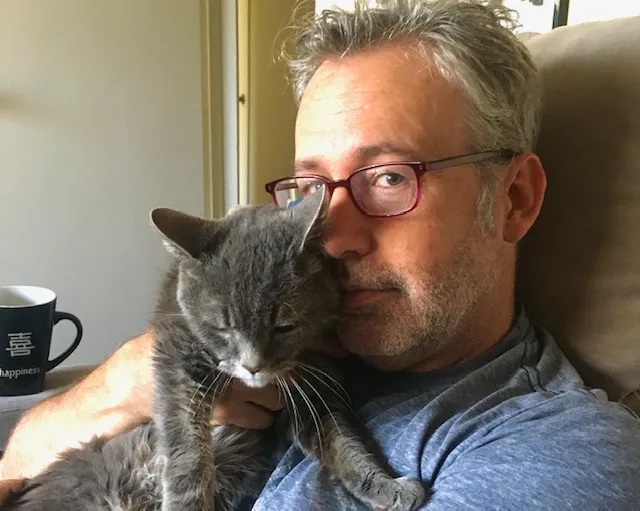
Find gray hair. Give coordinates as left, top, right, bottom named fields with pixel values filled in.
left=282, top=0, right=542, bottom=232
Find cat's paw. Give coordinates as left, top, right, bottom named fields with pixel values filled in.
left=366, top=475, right=427, bottom=511
left=389, top=476, right=427, bottom=510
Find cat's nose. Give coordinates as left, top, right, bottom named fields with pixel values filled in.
left=242, top=363, right=265, bottom=375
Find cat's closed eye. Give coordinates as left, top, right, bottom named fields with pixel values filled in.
left=272, top=324, right=298, bottom=335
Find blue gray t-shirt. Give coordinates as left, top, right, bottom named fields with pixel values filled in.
left=251, top=308, right=640, bottom=510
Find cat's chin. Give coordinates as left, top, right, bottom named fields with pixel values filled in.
left=231, top=369, right=275, bottom=389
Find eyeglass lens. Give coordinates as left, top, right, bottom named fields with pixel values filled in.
left=272, top=164, right=418, bottom=216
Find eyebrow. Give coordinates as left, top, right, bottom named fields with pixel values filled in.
left=294, top=142, right=419, bottom=175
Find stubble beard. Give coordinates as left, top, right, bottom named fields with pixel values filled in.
left=337, top=234, right=499, bottom=371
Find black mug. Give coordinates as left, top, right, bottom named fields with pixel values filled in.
left=0, top=285, right=83, bottom=396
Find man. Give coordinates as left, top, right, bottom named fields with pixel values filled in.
left=2, top=0, right=640, bottom=508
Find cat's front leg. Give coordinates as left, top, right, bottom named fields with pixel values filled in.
left=287, top=364, right=426, bottom=511
left=295, top=412, right=426, bottom=510
left=153, top=332, right=219, bottom=511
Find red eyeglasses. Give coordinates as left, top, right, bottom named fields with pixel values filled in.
left=265, top=149, right=516, bottom=218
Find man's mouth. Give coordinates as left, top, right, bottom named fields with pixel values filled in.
left=340, top=288, right=397, bottom=308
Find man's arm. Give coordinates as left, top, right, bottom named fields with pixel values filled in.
left=0, top=332, right=154, bottom=480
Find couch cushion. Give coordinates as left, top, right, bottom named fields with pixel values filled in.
left=517, top=16, right=640, bottom=410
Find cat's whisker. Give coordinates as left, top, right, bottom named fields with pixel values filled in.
left=211, top=371, right=227, bottom=401
left=281, top=376, right=302, bottom=440
left=297, top=363, right=351, bottom=407
left=298, top=364, right=352, bottom=409
left=219, top=373, right=234, bottom=402
left=187, top=371, right=215, bottom=412
left=296, top=363, right=350, bottom=402
left=296, top=365, right=353, bottom=413
left=298, top=364, right=370, bottom=428
left=298, top=373, right=344, bottom=439
left=209, top=370, right=229, bottom=405
left=192, top=370, right=223, bottom=419
left=290, top=376, right=324, bottom=457
left=276, top=376, right=300, bottom=439
left=190, top=372, right=233, bottom=440
left=186, top=380, right=206, bottom=413
left=181, top=370, right=224, bottom=440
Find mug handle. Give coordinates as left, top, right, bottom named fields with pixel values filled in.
left=47, top=311, right=83, bottom=371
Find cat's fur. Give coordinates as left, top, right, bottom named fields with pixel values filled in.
left=5, top=189, right=425, bottom=510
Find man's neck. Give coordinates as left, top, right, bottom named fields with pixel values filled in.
left=407, top=296, right=516, bottom=373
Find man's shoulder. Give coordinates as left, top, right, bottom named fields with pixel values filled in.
left=476, top=388, right=640, bottom=456
left=429, top=390, right=640, bottom=509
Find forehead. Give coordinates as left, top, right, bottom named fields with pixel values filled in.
left=209, top=216, right=301, bottom=291
left=294, top=43, right=467, bottom=175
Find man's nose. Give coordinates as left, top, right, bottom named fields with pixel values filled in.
left=323, top=187, right=374, bottom=259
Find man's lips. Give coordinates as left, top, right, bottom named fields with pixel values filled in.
left=340, top=288, right=397, bottom=308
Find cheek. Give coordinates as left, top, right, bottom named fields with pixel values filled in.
left=267, top=337, right=304, bottom=365
left=375, top=214, right=444, bottom=271
left=207, top=336, right=233, bottom=360
left=375, top=183, right=479, bottom=280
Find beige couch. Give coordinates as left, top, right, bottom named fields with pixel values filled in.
left=518, top=15, right=640, bottom=413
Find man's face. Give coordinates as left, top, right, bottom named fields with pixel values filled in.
left=295, top=45, right=506, bottom=371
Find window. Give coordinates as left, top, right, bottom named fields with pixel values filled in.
left=315, top=0, right=360, bottom=13
left=314, top=1, right=640, bottom=34
left=568, top=0, right=640, bottom=24
left=502, top=0, right=640, bottom=34
left=503, top=0, right=555, bottom=33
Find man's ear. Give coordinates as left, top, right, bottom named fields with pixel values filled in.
left=150, top=207, right=211, bottom=259
left=501, top=152, right=547, bottom=243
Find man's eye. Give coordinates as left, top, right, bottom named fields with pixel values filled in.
left=300, top=181, right=324, bottom=195
left=374, top=172, right=406, bottom=187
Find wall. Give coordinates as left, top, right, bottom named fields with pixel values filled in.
left=244, top=0, right=314, bottom=205
left=0, top=0, right=208, bottom=367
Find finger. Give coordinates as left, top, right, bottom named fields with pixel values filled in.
left=0, top=478, right=24, bottom=503
left=211, top=401, right=275, bottom=429
left=225, top=380, right=284, bottom=411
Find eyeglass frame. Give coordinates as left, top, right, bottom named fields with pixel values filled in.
left=264, top=149, right=518, bottom=218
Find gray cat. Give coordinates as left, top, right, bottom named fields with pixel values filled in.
left=5, top=189, right=425, bottom=510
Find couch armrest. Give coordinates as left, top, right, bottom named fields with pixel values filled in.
left=0, top=366, right=96, bottom=451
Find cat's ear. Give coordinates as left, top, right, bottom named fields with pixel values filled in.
left=288, top=187, right=329, bottom=250
left=150, top=207, right=210, bottom=259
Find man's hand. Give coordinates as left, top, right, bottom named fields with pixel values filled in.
left=213, top=380, right=284, bottom=429
left=0, top=478, right=24, bottom=505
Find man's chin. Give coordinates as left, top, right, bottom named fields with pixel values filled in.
left=337, top=318, right=446, bottom=372
left=337, top=326, right=414, bottom=371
